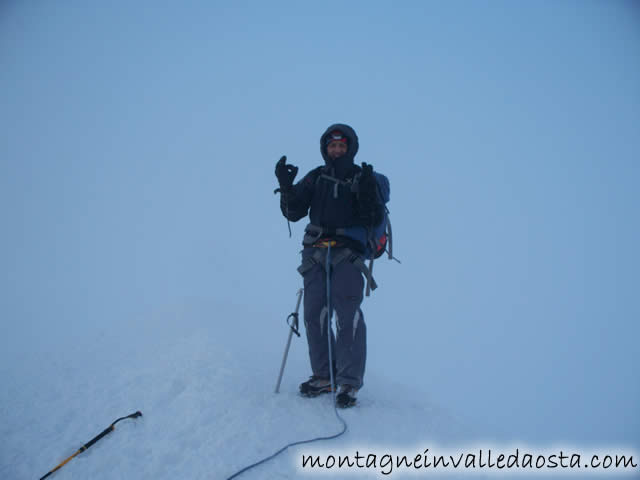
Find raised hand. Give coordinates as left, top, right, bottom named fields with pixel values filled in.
left=275, top=156, right=299, bottom=192
left=356, top=162, right=383, bottom=226
left=359, top=162, right=377, bottom=202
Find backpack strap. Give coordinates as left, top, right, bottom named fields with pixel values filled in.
left=385, top=207, right=393, bottom=260
left=351, top=254, right=378, bottom=293
left=384, top=213, right=401, bottom=263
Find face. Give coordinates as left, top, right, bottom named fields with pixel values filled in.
left=327, top=141, right=348, bottom=159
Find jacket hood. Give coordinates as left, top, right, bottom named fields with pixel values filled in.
left=320, top=123, right=359, bottom=167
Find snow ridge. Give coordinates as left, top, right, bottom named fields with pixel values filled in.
left=3, top=303, right=469, bottom=480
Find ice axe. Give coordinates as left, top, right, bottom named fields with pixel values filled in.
left=274, top=288, right=303, bottom=393
left=39, top=411, right=142, bottom=479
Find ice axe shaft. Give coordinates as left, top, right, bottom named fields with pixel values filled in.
left=274, top=288, right=304, bottom=393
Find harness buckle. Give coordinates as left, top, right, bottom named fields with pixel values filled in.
left=313, top=239, right=340, bottom=248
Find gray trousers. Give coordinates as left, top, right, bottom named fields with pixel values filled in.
left=300, top=247, right=367, bottom=389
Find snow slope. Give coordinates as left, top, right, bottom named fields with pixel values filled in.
left=2, top=300, right=474, bottom=480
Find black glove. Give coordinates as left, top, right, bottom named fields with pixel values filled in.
left=356, top=162, right=383, bottom=226
left=275, top=155, right=298, bottom=193
left=358, top=162, right=378, bottom=205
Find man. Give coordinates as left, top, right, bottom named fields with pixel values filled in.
left=274, top=123, right=389, bottom=408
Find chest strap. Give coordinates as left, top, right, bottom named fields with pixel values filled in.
left=317, top=173, right=358, bottom=199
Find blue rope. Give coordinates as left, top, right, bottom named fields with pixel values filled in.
left=326, top=242, right=348, bottom=439
left=224, top=244, right=347, bottom=479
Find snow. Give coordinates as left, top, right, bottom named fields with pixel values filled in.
left=2, top=300, right=475, bottom=480
left=2, top=3, right=639, bottom=479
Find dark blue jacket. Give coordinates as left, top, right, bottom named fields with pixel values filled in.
left=280, top=124, right=389, bottom=254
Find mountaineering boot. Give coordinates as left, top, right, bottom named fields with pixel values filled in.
left=299, top=376, right=332, bottom=397
left=336, top=384, right=358, bottom=408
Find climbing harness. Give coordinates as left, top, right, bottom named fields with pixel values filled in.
left=297, top=243, right=378, bottom=292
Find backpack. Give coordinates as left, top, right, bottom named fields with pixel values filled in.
left=343, top=171, right=398, bottom=260
left=369, top=172, right=392, bottom=259
left=360, top=172, right=400, bottom=295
